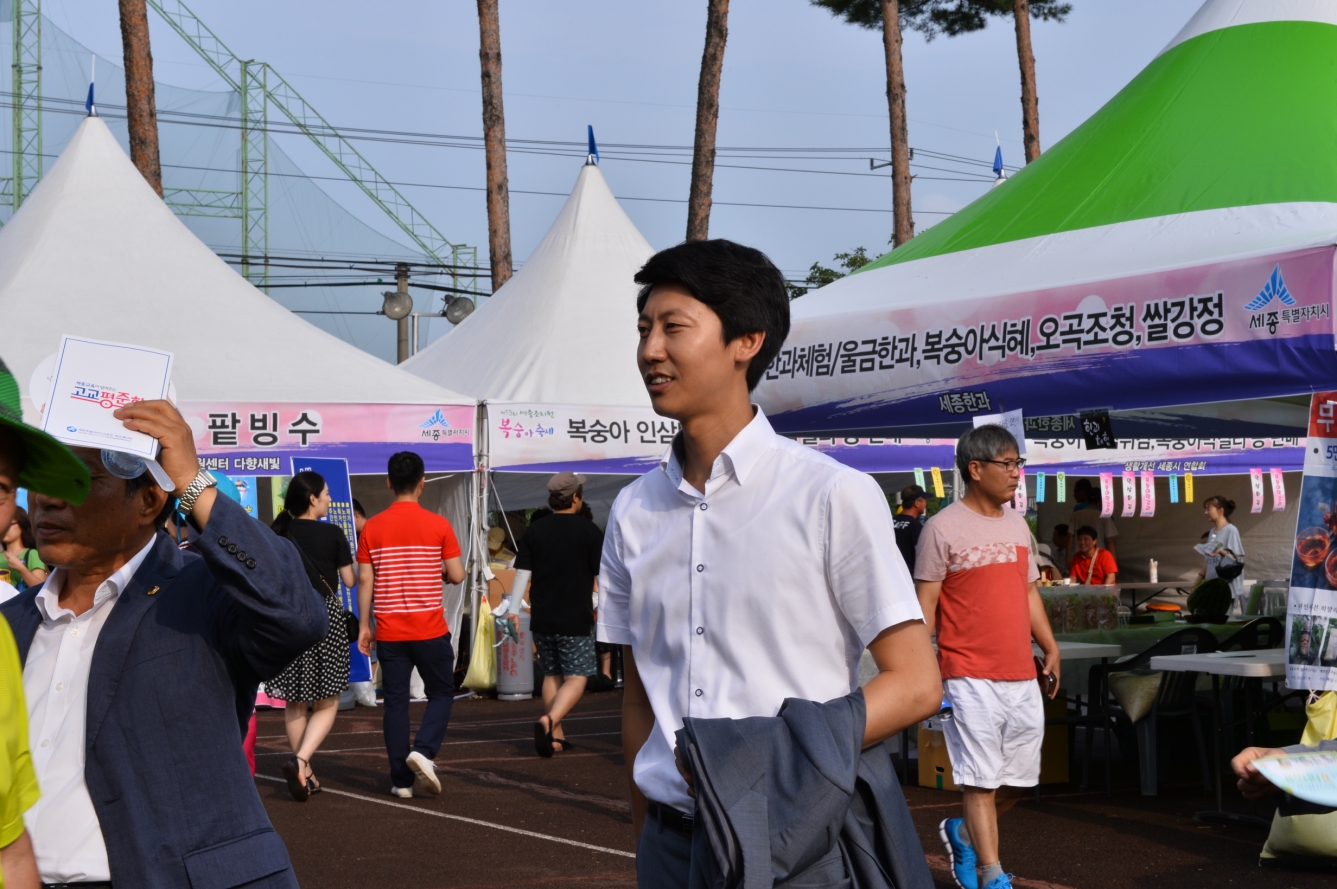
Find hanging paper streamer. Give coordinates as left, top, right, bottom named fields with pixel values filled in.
left=1099, top=472, right=1114, bottom=517
left=914, top=467, right=925, bottom=489
left=1169, top=474, right=1180, bottom=504
left=1013, top=467, right=1028, bottom=511
left=1250, top=467, right=1265, bottom=514
left=1056, top=471, right=1066, bottom=503
left=1121, top=471, right=1136, bottom=518
left=1185, top=472, right=1195, bottom=504
left=930, top=466, right=944, bottom=499
left=1036, top=471, right=1046, bottom=504
left=1270, top=467, right=1286, bottom=512
left=1140, top=471, right=1155, bottom=517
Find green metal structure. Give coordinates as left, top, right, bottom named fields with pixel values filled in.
left=2, top=0, right=477, bottom=295
left=147, top=0, right=478, bottom=291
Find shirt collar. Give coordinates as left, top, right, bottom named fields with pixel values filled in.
left=37, top=535, right=158, bottom=622
left=660, top=406, right=775, bottom=490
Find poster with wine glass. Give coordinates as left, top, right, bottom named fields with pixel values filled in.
left=1287, top=391, right=1337, bottom=689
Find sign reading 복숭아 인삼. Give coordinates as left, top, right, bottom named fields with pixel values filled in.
left=42, top=335, right=173, bottom=458
left=1286, top=392, right=1337, bottom=691
left=487, top=402, right=679, bottom=473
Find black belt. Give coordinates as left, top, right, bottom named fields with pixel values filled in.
left=44, top=883, right=113, bottom=889
left=646, top=799, right=694, bottom=837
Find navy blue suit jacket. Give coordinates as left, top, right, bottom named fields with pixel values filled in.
left=1, top=495, right=328, bottom=889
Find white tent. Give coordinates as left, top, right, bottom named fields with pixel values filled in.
left=0, top=117, right=476, bottom=477
left=405, top=157, right=660, bottom=519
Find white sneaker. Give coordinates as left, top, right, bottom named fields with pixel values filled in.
left=406, top=751, right=441, bottom=796
left=390, top=785, right=413, bottom=799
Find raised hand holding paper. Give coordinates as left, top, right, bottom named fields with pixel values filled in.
left=1252, top=751, right=1337, bottom=809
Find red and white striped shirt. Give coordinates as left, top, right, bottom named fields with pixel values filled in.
left=356, top=502, right=461, bottom=642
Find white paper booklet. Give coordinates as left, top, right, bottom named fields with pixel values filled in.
left=40, top=335, right=173, bottom=458
left=1253, top=751, right=1337, bottom=809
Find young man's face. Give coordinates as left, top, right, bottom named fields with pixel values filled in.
left=636, top=284, right=762, bottom=422
left=1077, top=533, right=1097, bottom=556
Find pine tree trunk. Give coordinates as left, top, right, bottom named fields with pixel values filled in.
left=880, top=0, right=913, bottom=246
left=118, top=0, right=162, bottom=196
left=687, top=0, right=729, bottom=241
left=477, top=0, right=513, bottom=291
left=1013, top=0, right=1041, bottom=163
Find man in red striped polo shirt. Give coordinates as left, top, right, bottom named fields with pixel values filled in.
left=356, top=451, right=465, bottom=798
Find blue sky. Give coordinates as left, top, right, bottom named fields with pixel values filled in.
left=48, top=0, right=1206, bottom=355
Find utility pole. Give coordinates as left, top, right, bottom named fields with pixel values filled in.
left=119, top=0, right=163, bottom=195
left=686, top=0, right=728, bottom=241
left=395, top=263, right=411, bottom=364
left=476, top=0, right=512, bottom=291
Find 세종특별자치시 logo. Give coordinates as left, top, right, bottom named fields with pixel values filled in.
left=1246, top=264, right=1327, bottom=336
left=1244, top=265, right=1297, bottom=311
left=419, top=409, right=451, bottom=430
left=419, top=408, right=465, bottom=441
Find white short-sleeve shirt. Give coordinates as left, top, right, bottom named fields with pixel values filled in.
left=598, top=408, right=923, bottom=811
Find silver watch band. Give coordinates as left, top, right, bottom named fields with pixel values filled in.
left=179, top=469, right=217, bottom=514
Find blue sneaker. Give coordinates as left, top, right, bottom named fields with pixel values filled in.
left=938, top=818, right=977, bottom=889
left=983, top=874, right=1014, bottom=889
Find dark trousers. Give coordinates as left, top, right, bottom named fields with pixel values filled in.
left=636, top=811, right=692, bottom=889
left=378, top=633, right=455, bottom=789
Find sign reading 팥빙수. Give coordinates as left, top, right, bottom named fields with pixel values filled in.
left=288, top=456, right=371, bottom=684
left=756, top=247, right=1337, bottom=432
left=488, top=402, right=679, bottom=473
left=184, top=402, right=474, bottom=476
left=1286, top=392, right=1337, bottom=691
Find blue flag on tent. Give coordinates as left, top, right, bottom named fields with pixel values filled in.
left=85, top=82, right=95, bottom=115
left=993, top=145, right=1004, bottom=178
left=587, top=125, right=599, bottom=164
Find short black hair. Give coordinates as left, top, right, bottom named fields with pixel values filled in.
left=900, top=485, right=926, bottom=507
left=634, top=239, right=790, bottom=390
left=1074, top=478, right=1093, bottom=493
left=352, top=498, right=366, bottom=518
left=387, top=451, right=425, bottom=494
left=1053, top=523, right=1070, bottom=535
left=1075, top=525, right=1099, bottom=540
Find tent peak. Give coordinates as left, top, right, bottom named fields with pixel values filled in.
left=586, top=125, right=599, bottom=166
left=1163, top=0, right=1337, bottom=55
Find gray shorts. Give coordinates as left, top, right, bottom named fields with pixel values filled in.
left=533, top=631, right=596, bottom=677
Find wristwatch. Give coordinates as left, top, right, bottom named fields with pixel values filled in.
left=177, top=469, right=218, bottom=515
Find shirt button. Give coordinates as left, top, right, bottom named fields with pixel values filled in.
left=700, top=503, right=708, bottom=511
left=695, top=689, right=703, bottom=697
left=696, top=564, right=704, bottom=572
left=696, top=627, right=704, bottom=635
left=56, top=683, right=64, bottom=691
left=40, top=739, right=50, bottom=748
left=71, top=628, right=80, bottom=638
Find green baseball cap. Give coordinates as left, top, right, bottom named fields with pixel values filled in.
left=0, top=355, right=91, bottom=504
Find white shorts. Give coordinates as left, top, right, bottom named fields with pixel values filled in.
left=942, top=677, right=1044, bottom=789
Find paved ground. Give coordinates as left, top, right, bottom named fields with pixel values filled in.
left=255, top=690, right=1334, bottom=888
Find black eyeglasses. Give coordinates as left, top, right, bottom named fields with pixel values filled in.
left=981, top=458, right=1027, bottom=472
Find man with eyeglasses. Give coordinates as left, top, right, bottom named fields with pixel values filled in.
left=914, top=424, right=1060, bottom=889
left=1, top=397, right=326, bottom=887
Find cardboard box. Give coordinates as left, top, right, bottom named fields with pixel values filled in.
left=917, top=697, right=1071, bottom=791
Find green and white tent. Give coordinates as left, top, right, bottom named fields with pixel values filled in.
left=755, top=0, right=1337, bottom=438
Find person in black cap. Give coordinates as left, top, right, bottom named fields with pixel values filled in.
left=894, top=485, right=928, bottom=576
left=515, top=471, right=604, bottom=756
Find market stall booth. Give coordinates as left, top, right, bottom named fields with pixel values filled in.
left=0, top=115, right=478, bottom=683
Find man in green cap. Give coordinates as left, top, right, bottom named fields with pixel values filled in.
left=0, top=354, right=90, bottom=889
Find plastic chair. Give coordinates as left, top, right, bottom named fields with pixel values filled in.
left=1217, top=617, right=1285, bottom=748
left=1218, top=617, right=1282, bottom=652
left=1084, top=626, right=1219, bottom=795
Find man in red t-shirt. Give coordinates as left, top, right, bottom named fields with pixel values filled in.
left=356, top=451, right=465, bottom=799
left=915, top=425, right=1061, bottom=889
left=1068, top=525, right=1118, bottom=585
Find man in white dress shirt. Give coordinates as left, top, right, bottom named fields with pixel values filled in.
left=598, top=239, right=942, bottom=887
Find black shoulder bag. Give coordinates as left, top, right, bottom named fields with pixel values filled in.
left=291, top=538, right=360, bottom=643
